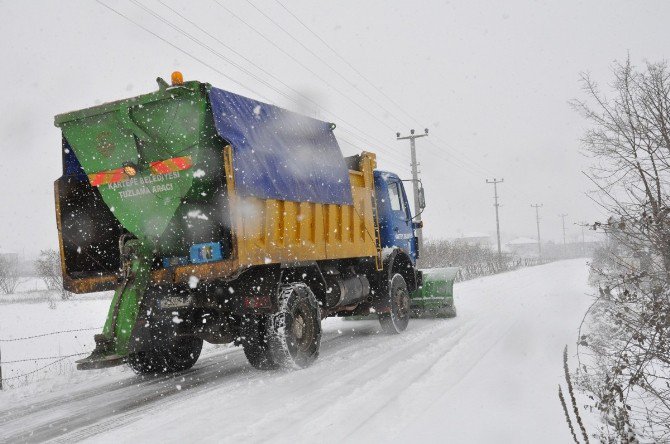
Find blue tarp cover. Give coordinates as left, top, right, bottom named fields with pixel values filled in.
left=208, top=87, right=352, bottom=205
left=62, top=138, right=87, bottom=180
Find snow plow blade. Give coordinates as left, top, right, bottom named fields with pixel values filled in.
left=410, top=267, right=459, bottom=318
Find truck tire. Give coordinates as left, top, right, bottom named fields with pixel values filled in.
left=266, top=283, right=321, bottom=369
left=241, top=315, right=278, bottom=370
left=379, top=273, right=410, bottom=334
left=127, top=309, right=203, bottom=374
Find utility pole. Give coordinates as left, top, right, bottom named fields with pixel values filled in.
left=531, top=204, right=543, bottom=258
left=397, top=128, right=428, bottom=250
left=486, top=178, right=504, bottom=255
left=559, top=213, right=568, bottom=245
left=576, top=221, right=587, bottom=255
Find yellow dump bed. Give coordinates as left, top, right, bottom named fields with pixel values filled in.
left=169, top=149, right=381, bottom=285
left=57, top=149, right=382, bottom=293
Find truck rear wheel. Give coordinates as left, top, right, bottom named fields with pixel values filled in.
left=266, top=283, right=321, bottom=369
left=379, top=273, right=410, bottom=334
left=241, top=315, right=278, bottom=370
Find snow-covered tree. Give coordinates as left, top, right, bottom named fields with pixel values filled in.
left=572, top=58, right=670, bottom=442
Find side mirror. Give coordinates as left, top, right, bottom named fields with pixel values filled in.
left=418, top=187, right=426, bottom=209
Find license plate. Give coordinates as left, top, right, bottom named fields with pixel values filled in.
left=160, top=295, right=193, bottom=309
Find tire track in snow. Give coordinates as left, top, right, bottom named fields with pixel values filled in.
left=342, top=318, right=523, bottom=441
left=0, top=332, right=354, bottom=443
left=223, top=319, right=476, bottom=442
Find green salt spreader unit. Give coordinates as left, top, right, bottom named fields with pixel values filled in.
left=55, top=77, right=230, bottom=368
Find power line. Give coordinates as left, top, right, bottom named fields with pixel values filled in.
left=99, top=0, right=410, bottom=168
left=267, top=1, right=503, bottom=183
left=209, top=0, right=409, bottom=159
left=129, top=0, right=305, bottom=106
left=246, top=0, right=505, bottom=190
left=93, top=1, right=547, bottom=254
left=94, top=0, right=268, bottom=100
left=259, top=1, right=545, bottom=206
left=102, top=0, right=524, bottom=205
left=270, top=0, right=509, bottom=178
left=220, top=0, right=513, bottom=188
left=197, top=0, right=413, bottom=166
left=338, top=133, right=408, bottom=172
left=243, top=0, right=403, bottom=133
left=273, top=0, right=421, bottom=127
left=267, top=1, right=527, bottom=189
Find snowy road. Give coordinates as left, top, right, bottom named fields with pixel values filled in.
left=0, top=259, right=591, bottom=443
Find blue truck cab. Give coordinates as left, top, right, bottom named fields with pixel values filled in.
left=374, top=170, right=420, bottom=263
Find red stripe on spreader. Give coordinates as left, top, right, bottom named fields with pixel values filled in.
left=171, top=156, right=192, bottom=171
left=150, top=160, right=171, bottom=175
left=110, top=169, right=124, bottom=184
left=88, top=156, right=193, bottom=187
left=150, top=155, right=192, bottom=174
left=88, top=168, right=125, bottom=187
left=93, top=172, right=107, bottom=186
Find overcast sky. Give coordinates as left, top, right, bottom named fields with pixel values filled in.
left=1, top=0, right=669, bottom=257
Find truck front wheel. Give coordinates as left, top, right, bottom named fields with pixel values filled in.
left=266, top=283, right=321, bottom=369
left=379, top=273, right=410, bottom=334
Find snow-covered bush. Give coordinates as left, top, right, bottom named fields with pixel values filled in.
left=419, top=239, right=538, bottom=280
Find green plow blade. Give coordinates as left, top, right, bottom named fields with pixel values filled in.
left=345, top=267, right=460, bottom=321
left=410, top=267, right=459, bottom=318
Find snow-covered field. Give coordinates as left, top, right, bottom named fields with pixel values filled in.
left=0, top=259, right=592, bottom=443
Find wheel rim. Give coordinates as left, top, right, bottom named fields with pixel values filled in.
left=288, top=304, right=316, bottom=355
left=393, top=286, right=410, bottom=320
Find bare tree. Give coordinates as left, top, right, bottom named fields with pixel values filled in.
left=572, top=58, right=670, bottom=442
left=0, top=253, right=21, bottom=294
left=35, top=249, right=70, bottom=300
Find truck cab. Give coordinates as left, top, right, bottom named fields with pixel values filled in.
left=374, top=171, right=420, bottom=262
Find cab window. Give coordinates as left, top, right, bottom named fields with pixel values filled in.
left=388, top=181, right=404, bottom=212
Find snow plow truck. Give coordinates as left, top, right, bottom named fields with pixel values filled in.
left=53, top=72, right=450, bottom=373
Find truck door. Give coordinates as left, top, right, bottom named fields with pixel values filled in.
left=374, top=171, right=417, bottom=262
